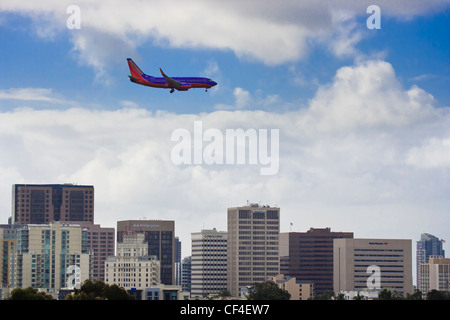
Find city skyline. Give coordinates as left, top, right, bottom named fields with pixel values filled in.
left=1, top=183, right=448, bottom=286
left=1, top=196, right=446, bottom=294
left=0, top=1, right=449, bottom=284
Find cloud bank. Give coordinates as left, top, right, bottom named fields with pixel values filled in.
left=1, top=0, right=449, bottom=78
left=0, top=60, right=449, bottom=256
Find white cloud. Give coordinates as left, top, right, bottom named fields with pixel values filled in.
left=2, top=0, right=449, bottom=78
left=0, top=59, right=449, bottom=256
left=0, top=88, right=63, bottom=102
left=406, top=138, right=450, bottom=168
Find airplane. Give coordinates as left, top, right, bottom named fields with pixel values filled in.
left=127, top=58, right=217, bottom=93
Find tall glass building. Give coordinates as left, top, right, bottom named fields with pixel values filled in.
left=10, top=223, right=91, bottom=291
left=416, top=233, right=445, bottom=289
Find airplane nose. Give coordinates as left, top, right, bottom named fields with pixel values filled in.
left=210, top=80, right=217, bottom=86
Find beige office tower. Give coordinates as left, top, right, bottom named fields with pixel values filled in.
left=333, top=238, right=413, bottom=297
left=227, top=203, right=280, bottom=298
left=191, top=228, right=227, bottom=298
left=419, top=257, right=450, bottom=293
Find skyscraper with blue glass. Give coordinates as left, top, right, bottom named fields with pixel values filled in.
left=416, top=233, right=445, bottom=289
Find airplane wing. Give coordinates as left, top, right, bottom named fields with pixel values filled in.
left=160, top=68, right=183, bottom=88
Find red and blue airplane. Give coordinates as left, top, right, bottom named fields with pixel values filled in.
left=127, top=58, right=217, bottom=93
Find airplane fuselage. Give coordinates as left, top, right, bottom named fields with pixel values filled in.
left=129, top=74, right=215, bottom=90
left=127, top=58, right=217, bottom=92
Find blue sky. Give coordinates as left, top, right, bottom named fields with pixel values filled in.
left=0, top=1, right=449, bottom=268
left=0, top=3, right=448, bottom=112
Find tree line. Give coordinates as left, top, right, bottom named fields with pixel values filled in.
left=6, top=280, right=450, bottom=300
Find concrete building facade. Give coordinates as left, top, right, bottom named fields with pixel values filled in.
left=271, top=274, right=313, bottom=300
left=104, top=233, right=161, bottom=290
left=419, top=257, right=450, bottom=293
left=227, top=203, right=280, bottom=298
left=191, top=228, right=227, bottom=298
left=76, top=222, right=115, bottom=282
left=333, top=238, right=413, bottom=297
left=12, top=184, right=94, bottom=224
left=280, top=227, right=353, bottom=295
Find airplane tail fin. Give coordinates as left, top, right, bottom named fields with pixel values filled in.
left=127, top=58, right=146, bottom=80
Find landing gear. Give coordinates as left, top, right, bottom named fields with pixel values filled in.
left=205, top=89, right=208, bottom=92
left=170, top=88, right=174, bottom=93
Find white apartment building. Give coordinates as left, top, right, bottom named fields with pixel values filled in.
left=191, top=228, right=227, bottom=298
left=104, top=233, right=160, bottom=289
left=10, top=223, right=91, bottom=292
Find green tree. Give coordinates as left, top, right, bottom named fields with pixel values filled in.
left=313, top=290, right=335, bottom=300
left=8, top=287, right=55, bottom=300
left=378, top=288, right=403, bottom=300
left=218, top=289, right=231, bottom=298
left=426, top=289, right=450, bottom=300
left=405, top=290, right=423, bottom=300
left=104, top=284, right=135, bottom=300
left=246, top=281, right=291, bottom=300
left=334, top=292, right=346, bottom=300
left=353, top=292, right=366, bottom=300
left=66, top=280, right=134, bottom=300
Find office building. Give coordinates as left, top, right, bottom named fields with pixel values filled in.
left=140, top=284, right=190, bottom=300
left=105, top=233, right=160, bottom=292
left=191, top=228, right=227, bottom=298
left=416, top=233, right=445, bottom=289
left=227, top=203, right=280, bottom=298
left=419, top=257, right=450, bottom=293
left=175, top=237, right=181, bottom=263
left=117, top=220, right=175, bottom=285
left=12, top=184, right=94, bottom=224
left=333, top=238, right=413, bottom=297
left=181, top=256, right=192, bottom=293
left=76, top=222, right=115, bottom=282
left=9, top=223, right=91, bottom=292
left=280, top=227, right=353, bottom=295
left=271, top=274, right=314, bottom=300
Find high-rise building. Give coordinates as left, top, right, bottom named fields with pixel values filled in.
left=12, top=184, right=94, bottom=224
left=181, top=256, right=192, bottom=294
left=280, top=227, right=353, bottom=295
left=227, top=203, right=280, bottom=298
left=419, top=257, right=450, bottom=293
left=105, top=233, right=161, bottom=293
left=0, top=224, right=23, bottom=288
left=174, top=237, right=181, bottom=264
left=76, top=222, right=115, bottom=282
left=9, top=223, right=91, bottom=292
left=416, top=233, right=445, bottom=289
left=333, top=238, right=413, bottom=297
left=191, top=228, right=227, bottom=298
left=116, top=220, right=175, bottom=285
